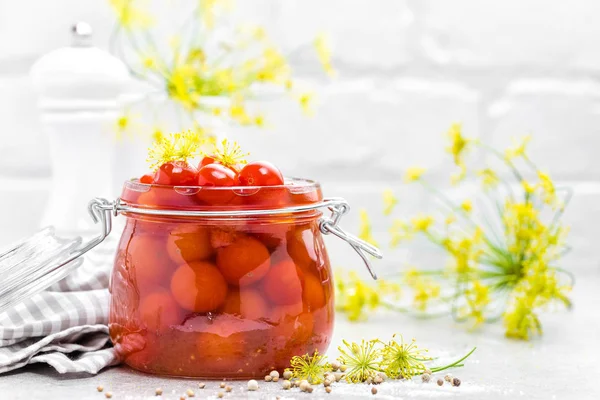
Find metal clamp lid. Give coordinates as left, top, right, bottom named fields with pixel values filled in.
left=90, top=197, right=381, bottom=279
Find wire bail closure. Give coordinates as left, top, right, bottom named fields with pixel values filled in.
left=87, top=196, right=382, bottom=279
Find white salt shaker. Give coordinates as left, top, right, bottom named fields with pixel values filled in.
left=30, top=22, right=129, bottom=238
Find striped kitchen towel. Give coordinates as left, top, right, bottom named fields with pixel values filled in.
left=0, top=252, right=120, bottom=374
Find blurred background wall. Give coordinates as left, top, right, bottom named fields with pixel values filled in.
left=1, top=0, right=599, bottom=273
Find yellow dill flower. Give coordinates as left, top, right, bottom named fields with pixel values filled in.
left=445, top=215, right=457, bottom=225
left=404, top=167, right=425, bottom=183
left=461, top=200, right=473, bottom=213
left=290, top=350, right=329, bottom=384
left=358, top=209, right=379, bottom=247
left=443, top=229, right=484, bottom=276
left=478, top=168, right=500, bottom=188
left=403, top=271, right=440, bottom=312
left=314, top=33, right=336, bottom=77
left=212, top=139, right=249, bottom=168
left=337, top=339, right=381, bottom=383
left=521, top=179, right=535, bottom=194
left=379, top=335, right=430, bottom=379
left=382, top=189, right=398, bottom=216
left=450, top=163, right=467, bottom=185
left=335, top=270, right=384, bottom=321
left=389, top=219, right=413, bottom=247
left=537, top=170, right=557, bottom=206
left=446, top=123, right=470, bottom=166
left=147, top=130, right=204, bottom=169
left=109, top=0, right=153, bottom=29
left=298, top=92, right=314, bottom=116
left=410, top=214, right=434, bottom=232
left=462, top=281, right=491, bottom=327
left=114, top=111, right=141, bottom=139
left=505, top=135, right=531, bottom=160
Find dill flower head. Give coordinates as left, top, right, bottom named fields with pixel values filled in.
left=445, top=122, right=470, bottom=166
left=337, top=339, right=381, bottom=383
left=379, top=335, right=431, bottom=379
left=212, top=139, right=249, bottom=168
left=404, top=167, right=426, bottom=183
left=147, top=130, right=205, bottom=169
left=504, top=135, right=531, bottom=160
left=382, top=189, right=399, bottom=216
left=290, top=350, right=329, bottom=384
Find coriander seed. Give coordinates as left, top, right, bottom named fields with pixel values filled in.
left=283, top=370, right=292, bottom=380
left=323, top=379, right=332, bottom=387
left=217, top=392, right=224, bottom=398
left=155, top=388, right=163, bottom=396
left=374, top=375, right=383, bottom=384
left=437, top=379, right=444, bottom=386
left=306, top=387, right=314, bottom=393
left=299, top=380, right=310, bottom=392
left=105, top=393, right=113, bottom=399
left=452, top=377, right=461, bottom=387
left=97, top=386, right=104, bottom=393
left=444, top=374, right=452, bottom=382
left=331, top=360, right=341, bottom=371
left=334, top=372, right=343, bottom=382
left=339, top=365, right=347, bottom=372
left=265, top=375, right=272, bottom=382
left=186, top=388, right=195, bottom=397
left=371, top=387, right=378, bottom=395
left=198, top=383, right=206, bottom=389
left=325, top=387, right=332, bottom=394
left=282, top=380, right=291, bottom=390
left=220, top=382, right=226, bottom=388
left=270, top=370, right=280, bottom=379
left=422, top=373, right=431, bottom=383
left=248, top=380, right=259, bottom=391
left=225, top=385, right=232, bottom=392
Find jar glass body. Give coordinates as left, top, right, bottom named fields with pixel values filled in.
left=108, top=180, right=334, bottom=378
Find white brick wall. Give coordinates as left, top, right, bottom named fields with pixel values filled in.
left=0, top=0, right=599, bottom=273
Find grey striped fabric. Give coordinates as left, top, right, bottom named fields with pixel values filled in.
left=0, top=257, right=119, bottom=374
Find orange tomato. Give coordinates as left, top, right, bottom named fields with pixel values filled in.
left=127, top=234, right=173, bottom=287
left=262, top=260, right=304, bottom=305
left=302, top=273, right=326, bottom=310
left=287, top=223, right=318, bottom=268
left=170, top=261, right=228, bottom=312
left=139, top=289, right=183, bottom=332
left=166, top=225, right=214, bottom=264
left=221, top=288, right=269, bottom=320
left=216, top=236, right=270, bottom=286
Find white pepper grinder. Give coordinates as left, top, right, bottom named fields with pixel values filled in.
left=30, top=22, right=130, bottom=239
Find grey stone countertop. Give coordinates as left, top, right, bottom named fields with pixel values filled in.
left=1, top=269, right=599, bottom=400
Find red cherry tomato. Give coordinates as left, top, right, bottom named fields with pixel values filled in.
left=140, top=174, right=154, bottom=184
left=197, top=164, right=237, bottom=187
left=153, top=161, right=198, bottom=186
left=238, top=161, right=284, bottom=186
left=198, top=155, right=216, bottom=169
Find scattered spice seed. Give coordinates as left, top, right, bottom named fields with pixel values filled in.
left=323, top=379, right=332, bottom=387
left=272, top=376, right=279, bottom=382
left=422, top=373, right=431, bottom=383
left=444, top=374, right=452, bottom=382
left=371, top=387, right=378, bottom=395
left=105, top=393, right=112, bottom=399
left=437, top=379, right=444, bottom=386
left=270, top=370, right=280, bottom=379
left=334, top=372, right=343, bottom=382
left=339, top=365, right=347, bottom=372
left=424, top=368, right=432, bottom=375
left=198, top=383, right=206, bottom=389
left=220, top=382, right=226, bottom=388
left=155, top=388, right=163, bottom=396
left=180, top=397, right=185, bottom=400
left=248, top=380, right=259, bottom=391
left=265, top=375, right=273, bottom=382
left=325, top=387, right=332, bottom=394
left=283, top=370, right=292, bottom=380
left=97, top=386, right=104, bottom=393
left=299, top=380, right=310, bottom=392
left=452, top=377, right=461, bottom=387
left=282, top=380, right=291, bottom=390
left=306, top=387, right=314, bottom=393
left=225, top=385, right=232, bottom=392
left=331, top=360, right=341, bottom=371
left=366, top=377, right=373, bottom=384
left=186, top=388, right=195, bottom=397
left=217, top=392, right=224, bottom=398
left=377, top=372, right=387, bottom=381
left=374, top=375, right=384, bottom=385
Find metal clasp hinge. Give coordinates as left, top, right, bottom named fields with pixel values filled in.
left=319, top=198, right=382, bottom=280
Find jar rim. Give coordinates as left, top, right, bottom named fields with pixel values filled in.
left=124, top=176, right=321, bottom=192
